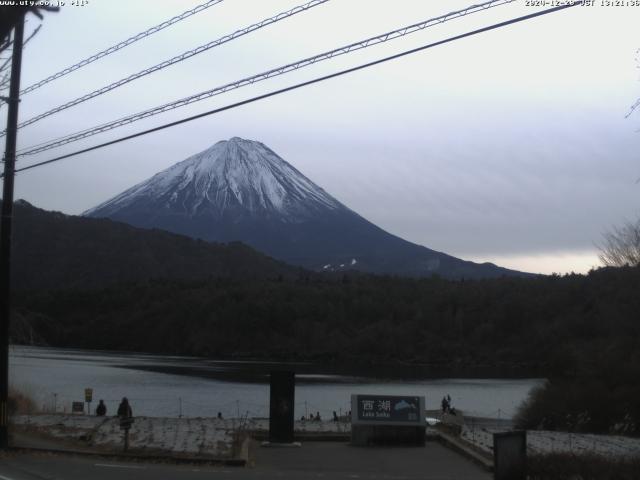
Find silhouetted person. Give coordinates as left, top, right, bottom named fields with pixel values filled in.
left=441, top=396, right=449, bottom=414
left=315, top=411, right=321, bottom=421
left=217, top=412, right=223, bottom=419
left=333, top=411, right=339, bottom=422
left=96, top=399, right=106, bottom=416
left=117, top=397, right=132, bottom=418
left=117, top=397, right=134, bottom=452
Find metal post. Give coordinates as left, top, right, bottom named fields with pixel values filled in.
left=472, top=418, right=475, bottom=443
left=569, top=432, right=572, bottom=453
left=0, top=14, right=25, bottom=450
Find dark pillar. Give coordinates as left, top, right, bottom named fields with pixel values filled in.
left=494, top=430, right=527, bottom=480
left=268, top=371, right=295, bottom=443
left=0, top=13, right=25, bottom=450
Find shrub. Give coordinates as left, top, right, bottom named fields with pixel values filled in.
left=514, top=380, right=639, bottom=435
left=8, top=387, right=37, bottom=415
left=528, top=452, right=640, bottom=480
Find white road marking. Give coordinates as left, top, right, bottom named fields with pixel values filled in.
left=191, top=471, right=233, bottom=474
left=94, top=463, right=146, bottom=470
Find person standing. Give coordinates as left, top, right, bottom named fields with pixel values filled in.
left=117, top=397, right=132, bottom=418
left=116, top=397, right=134, bottom=452
left=441, top=395, right=452, bottom=414
left=96, top=399, right=107, bottom=416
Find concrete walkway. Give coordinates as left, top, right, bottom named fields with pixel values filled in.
left=252, top=440, right=491, bottom=479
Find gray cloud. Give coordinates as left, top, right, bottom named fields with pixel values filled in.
left=7, top=0, right=640, bottom=273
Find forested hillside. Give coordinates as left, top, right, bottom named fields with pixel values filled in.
left=8, top=200, right=640, bottom=434
left=14, top=266, right=639, bottom=375
left=6, top=200, right=299, bottom=290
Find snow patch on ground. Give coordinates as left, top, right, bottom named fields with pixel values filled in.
left=13, top=415, right=236, bottom=458
left=461, top=424, right=640, bottom=458
left=12, top=415, right=351, bottom=457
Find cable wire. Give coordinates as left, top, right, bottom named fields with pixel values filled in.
left=19, top=0, right=225, bottom=95
left=9, top=0, right=329, bottom=133
left=11, top=2, right=582, bottom=176
left=15, top=0, right=518, bottom=155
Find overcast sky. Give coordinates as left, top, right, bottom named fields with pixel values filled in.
left=3, top=0, right=639, bottom=274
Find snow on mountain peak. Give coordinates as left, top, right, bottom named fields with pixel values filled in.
left=84, top=137, right=344, bottom=220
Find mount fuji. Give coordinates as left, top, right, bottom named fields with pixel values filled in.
left=85, top=137, right=526, bottom=279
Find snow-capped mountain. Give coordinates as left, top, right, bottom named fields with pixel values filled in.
left=85, top=137, right=527, bottom=279
left=86, top=137, right=342, bottom=221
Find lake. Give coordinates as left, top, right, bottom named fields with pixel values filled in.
left=10, top=345, right=542, bottom=420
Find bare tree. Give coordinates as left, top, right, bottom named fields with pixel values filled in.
left=598, top=217, right=640, bottom=267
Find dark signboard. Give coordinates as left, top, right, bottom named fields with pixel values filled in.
left=352, top=394, right=425, bottom=426
left=71, top=401, right=84, bottom=413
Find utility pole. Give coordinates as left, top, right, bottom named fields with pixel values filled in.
left=0, top=13, right=25, bottom=450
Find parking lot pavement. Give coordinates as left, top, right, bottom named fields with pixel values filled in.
left=0, top=440, right=490, bottom=480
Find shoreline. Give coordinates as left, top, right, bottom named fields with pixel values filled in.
left=10, top=344, right=546, bottom=380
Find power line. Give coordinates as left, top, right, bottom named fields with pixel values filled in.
left=627, top=48, right=640, bottom=118
left=0, top=25, right=40, bottom=76
left=0, top=24, right=41, bottom=114
left=19, top=0, right=225, bottom=95
left=16, top=0, right=518, bottom=156
left=6, top=0, right=329, bottom=134
left=12, top=2, right=582, bottom=176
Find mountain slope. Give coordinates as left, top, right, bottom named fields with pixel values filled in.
left=86, top=137, right=529, bottom=279
left=7, top=200, right=298, bottom=291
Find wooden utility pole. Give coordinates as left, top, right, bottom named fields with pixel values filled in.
left=0, top=13, right=24, bottom=450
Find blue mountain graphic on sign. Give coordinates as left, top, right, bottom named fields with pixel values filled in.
left=394, top=400, right=417, bottom=411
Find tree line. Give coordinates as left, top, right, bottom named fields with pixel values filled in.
left=12, top=264, right=640, bottom=434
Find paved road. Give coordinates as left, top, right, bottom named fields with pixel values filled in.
left=0, top=441, right=490, bottom=480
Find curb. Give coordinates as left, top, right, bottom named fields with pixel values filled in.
left=226, top=436, right=251, bottom=466
left=434, top=431, right=494, bottom=472
left=251, top=433, right=350, bottom=442
left=8, top=445, right=248, bottom=467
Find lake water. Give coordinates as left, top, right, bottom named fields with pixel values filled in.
left=10, top=346, right=542, bottom=420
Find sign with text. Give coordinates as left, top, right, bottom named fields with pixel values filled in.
left=84, top=388, right=93, bottom=403
left=351, top=394, right=425, bottom=426
left=72, top=401, right=84, bottom=414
